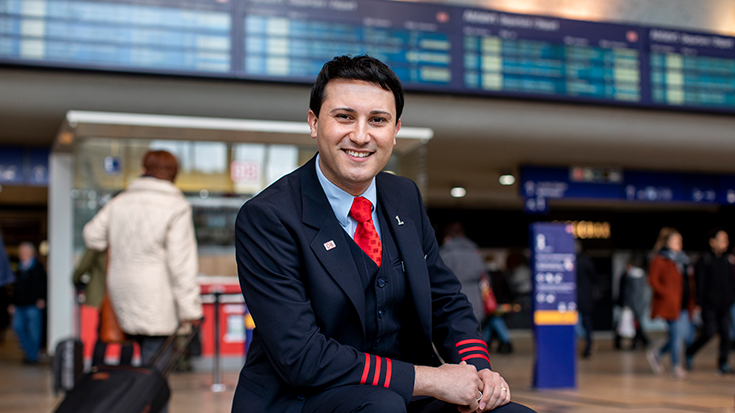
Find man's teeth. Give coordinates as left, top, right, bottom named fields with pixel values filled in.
left=345, top=150, right=370, bottom=158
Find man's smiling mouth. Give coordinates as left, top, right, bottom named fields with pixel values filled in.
left=344, top=149, right=371, bottom=158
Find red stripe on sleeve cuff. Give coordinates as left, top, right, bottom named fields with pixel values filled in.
left=372, top=356, right=382, bottom=386
left=458, top=346, right=489, bottom=356
left=462, top=353, right=490, bottom=363
left=456, top=339, right=486, bottom=347
left=360, top=354, right=370, bottom=384
left=384, top=358, right=392, bottom=388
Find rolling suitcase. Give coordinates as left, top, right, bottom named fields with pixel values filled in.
left=53, top=321, right=201, bottom=413
left=51, top=293, right=84, bottom=394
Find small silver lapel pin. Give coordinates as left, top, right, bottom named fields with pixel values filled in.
left=395, top=215, right=404, bottom=226
left=324, top=240, right=336, bottom=251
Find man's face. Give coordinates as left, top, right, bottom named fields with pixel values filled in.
left=308, top=79, right=401, bottom=196
left=711, top=231, right=729, bottom=254
left=18, top=244, right=33, bottom=262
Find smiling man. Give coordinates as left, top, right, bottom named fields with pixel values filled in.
left=232, top=55, right=534, bottom=413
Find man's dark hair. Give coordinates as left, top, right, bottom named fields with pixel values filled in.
left=309, top=55, right=404, bottom=123
left=708, top=227, right=727, bottom=240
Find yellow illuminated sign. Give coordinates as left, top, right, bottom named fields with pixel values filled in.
left=555, top=220, right=611, bottom=239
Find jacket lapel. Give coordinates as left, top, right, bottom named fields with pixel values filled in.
left=377, top=175, right=432, bottom=340
left=300, top=157, right=367, bottom=334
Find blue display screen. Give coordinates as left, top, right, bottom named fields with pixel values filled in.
left=520, top=165, right=735, bottom=210
left=2, top=0, right=735, bottom=114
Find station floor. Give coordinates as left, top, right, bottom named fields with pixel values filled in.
left=1, top=331, right=733, bottom=413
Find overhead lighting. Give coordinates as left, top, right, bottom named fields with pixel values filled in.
left=499, top=174, right=516, bottom=185
left=450, top=187, right=466, bottom=198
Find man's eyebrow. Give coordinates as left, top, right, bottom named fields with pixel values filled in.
left=330, top=107, right=356, bottom=114
left=369, top=110, right=393, bottom=118
left=329, top=108, right=393, bottom=117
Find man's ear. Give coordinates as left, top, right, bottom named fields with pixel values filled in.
left=393, top=119, right=401, bottom=146
left=308, top=110, right=318, bottom=139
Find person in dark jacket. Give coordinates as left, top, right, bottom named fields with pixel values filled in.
left=486, top=256, right=515, bottom=354
left=615, top=254, right=649, bottom=350
left=575, top=241, right=596, bottom=358
left=685, top=228, right=735, bottom=374
left=9, top=242, right=47, bottom=364
left=0, top=230, right=15, bottom=343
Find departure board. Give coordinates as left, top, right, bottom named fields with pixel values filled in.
left=648, top=28, right=735, bottom=108
left=460, top=8, right=643, bottom=103
left=3, top=0, right=735, bottom=115
left=242, top=0, right=454, bottom=90
left=0, top=0, right=232, bottom=73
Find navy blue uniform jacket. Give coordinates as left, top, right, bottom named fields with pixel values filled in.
left=232, top=156, right=490, bottom=412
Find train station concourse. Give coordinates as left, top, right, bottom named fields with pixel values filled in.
left=3, top=0, right=735, bottom=412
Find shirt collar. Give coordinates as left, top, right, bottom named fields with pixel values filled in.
left=315, top=154, right=378, bottom=227
left=20, top=257, right=35, bottom=271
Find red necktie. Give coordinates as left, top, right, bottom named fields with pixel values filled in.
left=349, top=196, right=382, bottom=267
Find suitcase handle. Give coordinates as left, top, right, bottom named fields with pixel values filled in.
left=148, top=317, right=204, bottom=378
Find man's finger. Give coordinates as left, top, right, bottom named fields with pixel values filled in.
left=481, top=374, right=505, bottom=411
left=500, top=380, right=511, bottom=407
left=487, top=379, right=510, bottom=410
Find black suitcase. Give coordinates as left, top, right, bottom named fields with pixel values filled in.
left=53, top=322, right=201, bottom=413
left=52, top=338, right=84, bottom=394
left=51, top=293, right=84, bottom=394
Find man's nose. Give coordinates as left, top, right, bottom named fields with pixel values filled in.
left=350, top=122, right=370, bottom=145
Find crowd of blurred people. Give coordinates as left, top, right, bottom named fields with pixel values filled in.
left=437, top=220, right=735, bottom=382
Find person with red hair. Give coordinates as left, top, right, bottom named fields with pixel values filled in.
left=84, top=150, right=202, bottom=411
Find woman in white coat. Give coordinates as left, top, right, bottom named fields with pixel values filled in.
left=84, top=150, right=202, bottom=370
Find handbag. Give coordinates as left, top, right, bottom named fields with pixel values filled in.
left=99, top=293, right=127, bottom=343
left=480, top=275, right=498, bottom=315
left=617, top=307, right=636, bottom=339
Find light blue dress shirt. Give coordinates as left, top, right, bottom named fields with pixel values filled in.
left=315, top=154, right=381, bottom=240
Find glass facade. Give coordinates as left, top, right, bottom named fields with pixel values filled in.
left=70, top=135, right=426, bottom=277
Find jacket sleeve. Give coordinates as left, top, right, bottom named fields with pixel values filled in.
left=648, top=257, right=664, bottom=296
left=72, top=249, right=96, bottom=286
left=83, top=203, right=111, bottom=252
left=34, top=262, right=48, bottom=302
left=165, top=205, right=203, bottom=322
left=236, top=199, right=415, bottom=403
left=693, top=256, right=704, bottom=307
left=411, top=182, right=492, bottom=372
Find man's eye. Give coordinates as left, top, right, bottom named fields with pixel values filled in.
left=336, top=114, right=351, bottom=120
left=371, top=117, right=387, bottom=124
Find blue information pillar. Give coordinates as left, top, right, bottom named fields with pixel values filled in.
left=530, top=222, right=577, bottom=389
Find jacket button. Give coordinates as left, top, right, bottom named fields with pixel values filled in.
left=378, top=279, right=386, bottom=288
left=296, top=395, right=305, bottom=401
left=378, top=310, right=384, bottom=318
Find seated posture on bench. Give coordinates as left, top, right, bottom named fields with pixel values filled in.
left=233, top=55, right=535, bottom=413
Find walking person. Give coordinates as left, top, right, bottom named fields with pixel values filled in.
left=576, top=241, right=596, bottom=358
left=0, top=230, right=15, bottom=344
left=84, top=150, right=203, bottom=412
left=646, top=228, right=695, bottom=380
left=440, top=222, right=486, bottom=328
left=485, top=256, right=514, bottom=354
left=615, top=254, right=650, bottom=350
left=684, top=228, right=735, bottom=374
left=9, top=242, right=47, bottom=364
left=72, top=247, right=134, bottom=366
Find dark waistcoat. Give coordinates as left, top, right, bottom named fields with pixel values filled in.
left=346, top=199, right=408, bottom=359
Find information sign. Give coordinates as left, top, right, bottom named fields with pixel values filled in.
left=521, top=166, right=735, bottom=212
left=530, top=222, right=577, bottom=388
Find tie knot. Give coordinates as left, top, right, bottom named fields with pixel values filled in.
left=349, top=196, right=373, bottom=223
